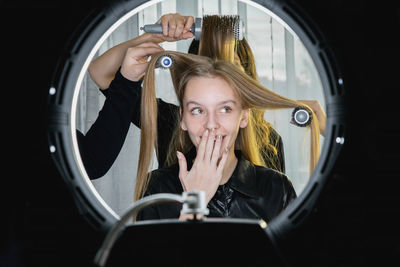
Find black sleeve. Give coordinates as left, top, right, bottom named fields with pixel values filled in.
left=156, top=99, right=179, bottom=168
left=77, top=70, right=142, bottom=179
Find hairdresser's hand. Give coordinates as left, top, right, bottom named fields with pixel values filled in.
left=155, top=13, right=195, bottom=40
left=135, top=14, right=193, bottom=46
left=120, top=42, right=164, bottom=81
left=177, top=129, right=229, bottom=205
left=295, top=100, right=326, bottom=136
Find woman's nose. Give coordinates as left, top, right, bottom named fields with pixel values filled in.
left=204, top=113, right=219, bottom=130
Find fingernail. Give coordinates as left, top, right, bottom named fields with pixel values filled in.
left=204, top=129, right=209, bottom=136
left=218, top=135, right=222, bottom=140
left=176, top=151, right=182, bottom=159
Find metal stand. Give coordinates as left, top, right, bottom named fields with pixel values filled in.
left=94, top=191, right=208, bottom=267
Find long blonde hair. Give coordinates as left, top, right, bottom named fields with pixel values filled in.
left=134, top=51, right=320, bottom=201
left=198, top=15, right=283, bottom=171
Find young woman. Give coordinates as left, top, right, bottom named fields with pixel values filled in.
left=83, top=14, right=289, bottom=179
left=135, top=51, right=320, bottom=222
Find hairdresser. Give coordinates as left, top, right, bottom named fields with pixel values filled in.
left=77, top=15, right=190, bottom=179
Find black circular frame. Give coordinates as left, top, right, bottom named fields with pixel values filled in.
left=47, top=0, right=346, bottom=245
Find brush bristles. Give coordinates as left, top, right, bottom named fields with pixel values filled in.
left=202, top=15, right=243, bottom=40
left=234, top=20, right=244, bottom=40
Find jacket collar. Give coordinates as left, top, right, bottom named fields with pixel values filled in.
left=185, top=148, right=259, bottom=199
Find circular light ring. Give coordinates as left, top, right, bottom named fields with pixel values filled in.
left=47, top=0, right=347, bottom=242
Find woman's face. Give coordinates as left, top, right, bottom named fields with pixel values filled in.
left=180, top=76, right=249, bottom=155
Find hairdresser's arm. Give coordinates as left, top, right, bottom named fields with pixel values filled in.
left=76, top=70, right=143, bottom=179
left=77, top=44, right=164, bottom=179
left=88, top=34, right=165, bottom=89
left=297, top=100, right=326, bottom=136
left=88, top=14, right=194, bottom=89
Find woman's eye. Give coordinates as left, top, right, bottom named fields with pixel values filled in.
left=191, top=108, right=202, bottom=115
left=220, top=106, right=232, bottom=113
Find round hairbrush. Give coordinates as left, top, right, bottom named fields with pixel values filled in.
left=291, top=106, right=312, bottom=127
left=155, top=54, right=174, bottom=69
left=141, top=17, right=244, bottom=40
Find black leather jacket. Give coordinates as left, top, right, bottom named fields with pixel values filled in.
left=136, top=150, right=297, bottom=223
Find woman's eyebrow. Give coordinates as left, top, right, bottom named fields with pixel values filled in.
left=185, top=100, right=238, bottom=107
left=218, top=100, right=238, bottom=105
left=185, top=100, right=202, bottom=107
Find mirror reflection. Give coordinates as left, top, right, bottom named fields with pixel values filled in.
left=75, top=0, right=325, bottom=218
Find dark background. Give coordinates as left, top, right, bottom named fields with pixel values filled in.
left=2, top=0, right=400, bottom=266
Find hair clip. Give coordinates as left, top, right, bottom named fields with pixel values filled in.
left=155, top=54, right=174, bottom=69
left=291, top=106, right=312, bottom=127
